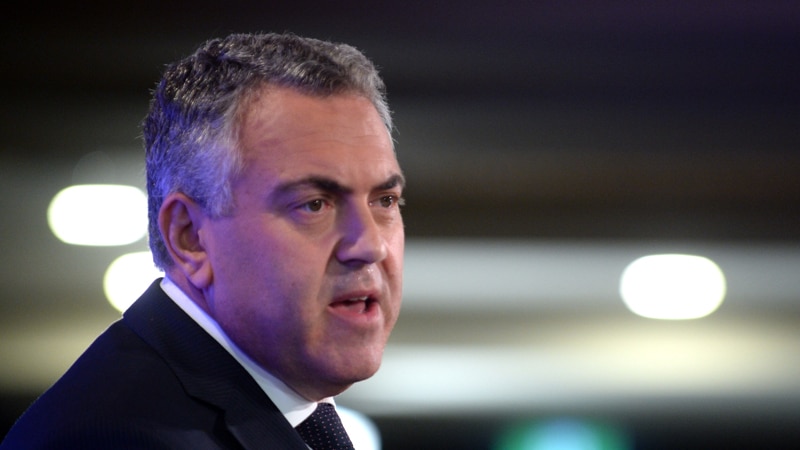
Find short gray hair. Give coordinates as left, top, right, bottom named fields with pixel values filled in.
left=143, top=32, right=392, bottom=269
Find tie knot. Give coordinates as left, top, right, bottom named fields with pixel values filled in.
left=296, top=403, right=355, bottom=450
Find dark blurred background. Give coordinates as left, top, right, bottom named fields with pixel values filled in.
left=2, top=1, right=799, bottom=448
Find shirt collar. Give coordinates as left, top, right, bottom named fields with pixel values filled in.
left=159, top=276, right=334, bottom=427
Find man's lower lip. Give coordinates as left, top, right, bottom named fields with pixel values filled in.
left=328, top=300, right=380, bottom=320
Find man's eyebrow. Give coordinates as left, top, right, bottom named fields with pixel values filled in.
left=273, top=176, right=351, bottom=197
left=272, top=173, right=404, bottom=197
left=378, top=173, right=406, bottom=191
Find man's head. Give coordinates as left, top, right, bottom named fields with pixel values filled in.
left=142, top=33, right=404, bottom=401
left=144, top=33, right=393, bottom=269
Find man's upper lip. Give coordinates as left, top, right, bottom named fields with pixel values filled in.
left=331, top=290, right=378, bottom=304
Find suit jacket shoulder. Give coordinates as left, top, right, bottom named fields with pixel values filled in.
left=1, top=280, right=308, bottom=450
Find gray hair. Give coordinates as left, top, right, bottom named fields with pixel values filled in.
left=143, top=32, right=392, bottom=269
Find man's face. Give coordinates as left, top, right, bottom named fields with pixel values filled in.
left=199, top=87, right=404, bottom=400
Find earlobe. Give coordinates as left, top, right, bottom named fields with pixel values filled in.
left=158, top=193, right=213, bottom=289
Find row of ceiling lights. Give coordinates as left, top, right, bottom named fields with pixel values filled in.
left=47, top=184, right=727, bottom=319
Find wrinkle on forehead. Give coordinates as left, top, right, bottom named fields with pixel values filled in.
left=237, top=87, right=393, bottom=159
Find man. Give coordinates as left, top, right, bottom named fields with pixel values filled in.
left=2, top=32, right=404, bottom=449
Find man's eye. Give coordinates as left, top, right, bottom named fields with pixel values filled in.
left=302, top=199, right=326, bottom=212
left=377, top=195, right=405, bottom=208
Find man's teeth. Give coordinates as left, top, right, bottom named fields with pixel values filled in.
left=347, top=296, right=369, bottom=302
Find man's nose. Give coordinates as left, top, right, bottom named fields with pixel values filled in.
left=334, top=203, right=388, bottom=266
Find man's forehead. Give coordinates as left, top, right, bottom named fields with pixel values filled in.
left=239, top=86, right=392, bottom=142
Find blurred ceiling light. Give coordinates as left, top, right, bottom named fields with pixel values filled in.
left=494, top=418, right=631, bottom=450
left=338, top=407, right=382, bottom=450
left=47, top=184, right=147, bottom=246
left=104, top=252, right=163, bottom=312
left=619, top=254, right=726, bottom=320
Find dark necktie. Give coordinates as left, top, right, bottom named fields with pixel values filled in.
left=295, top=403, right=355, bottom=450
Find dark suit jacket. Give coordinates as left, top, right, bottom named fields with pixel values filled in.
left=1, top=280, right=310, bottom=449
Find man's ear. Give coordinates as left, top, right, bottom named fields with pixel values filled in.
left=158, top=193, right=213, bottom=290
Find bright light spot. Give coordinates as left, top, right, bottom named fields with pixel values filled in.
left=339, top=407, right=381, bottom=450
left=104, top=252, right=163, bottom=312
left=620, top=254, right=726, bottom=320
left=47, top=184, right=147, bottom=246
left=494, top=418, right=631, bottom=450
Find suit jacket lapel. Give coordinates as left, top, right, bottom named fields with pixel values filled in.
left=123, top=280, right=308, bottom=449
